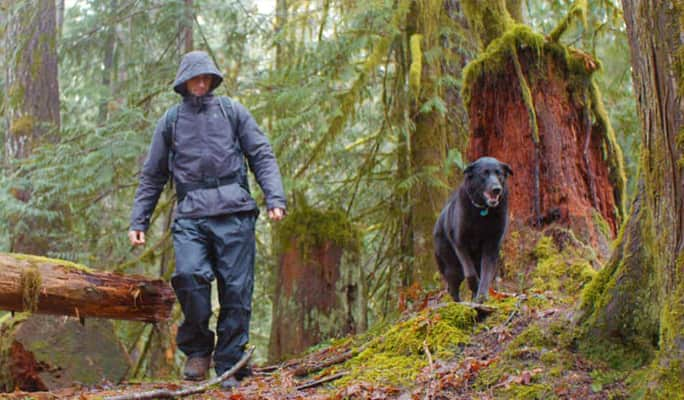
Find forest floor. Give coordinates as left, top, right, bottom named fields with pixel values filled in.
left=3, top=230, right=634, bottom=399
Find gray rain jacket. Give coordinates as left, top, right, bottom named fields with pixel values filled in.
left=130, top=51, right=286, bottom=231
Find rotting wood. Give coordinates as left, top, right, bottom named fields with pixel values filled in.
left=0, top=253, right=174, bottom=322
left=104, top=347, right=254, bottom=400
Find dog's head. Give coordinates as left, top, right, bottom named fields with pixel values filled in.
left=463, top=157, right=513, bottom=208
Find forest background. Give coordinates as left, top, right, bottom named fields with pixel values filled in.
left=0, top=0, right=643, bottom=387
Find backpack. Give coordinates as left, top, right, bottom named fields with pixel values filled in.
left=161, top=96, right=250, bottom=199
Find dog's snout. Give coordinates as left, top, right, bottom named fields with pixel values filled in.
left=492, top=187, right=502, bottom=196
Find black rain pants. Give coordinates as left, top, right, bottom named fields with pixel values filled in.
left=171, top=212, right=256, bottom=377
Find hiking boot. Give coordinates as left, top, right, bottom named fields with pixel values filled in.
left=220, top=376, right=240, bottom=390
left=183, top=356, right=211, bottom=381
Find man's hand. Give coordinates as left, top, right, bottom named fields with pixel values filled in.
left=268, top=208, right=285, bottom=221
left=128, top=230, right=146, bottom=246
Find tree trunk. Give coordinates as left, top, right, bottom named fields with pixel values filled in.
left=182, top=0, right=193, bottom=52
left=462, top=2, right=625, bottom=255
left=98, top=0, right=118, bottom=124
left=407, top=0, right=450, bottom=288
left=0, top=253, right=175, bottom=322
left=269, top=208, right=359, bottom=361
left=0, top=314, right=130, bottom=392
left=5, top=0, right=61, bottom=255
left=579, top=1, right=684, bottom=395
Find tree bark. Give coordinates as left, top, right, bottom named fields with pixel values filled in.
left=4, top=0, right=61, bottom=255
left=0, top=253, right=175, bottom=322
left=269, top=238, right=348, bottom=361
left=579, top=1, right=684, bottom=395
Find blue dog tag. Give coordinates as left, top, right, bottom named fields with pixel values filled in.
left=480, top=208, right=489, bottom=216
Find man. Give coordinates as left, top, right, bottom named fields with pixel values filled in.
left=129, top=50, right=286, bottom=389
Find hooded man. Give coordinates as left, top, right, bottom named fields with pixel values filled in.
left=129, top=51, right=286, bottom=389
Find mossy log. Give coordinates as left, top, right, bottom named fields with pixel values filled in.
left=0, top=253, right=174, bottom=322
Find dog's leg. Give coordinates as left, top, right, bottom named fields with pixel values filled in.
left=475, top=249, right=500, bottom=302
left=452, top=246, right=479, bottom=299
left=467, top=276, right=479, bottom=299
left=435, top=244, right=463, bottom=302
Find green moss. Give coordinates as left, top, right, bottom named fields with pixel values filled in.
left=20, top=267, right=41, bottom=312
left=475, top=321, right=576, bottom=399
left=334, top=303, right=477, bottom=386
left=499, top=383, right=554, bottom=399
left=409, top=34, right=423, bottom=95
left=462, top=0, right=514, bottom=47
left=529, top=236, right=596, bottom=299
left=9, top=115, right=36, bottom=136
left=588, top=81, right=627, bottom=219
left=275, top=205, right=360, bottom=261
left=462, top=25, right=545, bottom=106
left=8, top=252, right=94, bottom=273
left=592, top=210, right=612, bottom=240
left=548, top=0, right=588, bottom=42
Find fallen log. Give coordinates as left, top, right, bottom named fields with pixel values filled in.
left=0, top=253, right=175, bottom=322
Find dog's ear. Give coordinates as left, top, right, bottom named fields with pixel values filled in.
left=502, top=162, right=513, bottom=177
left=464, top=162, right=475, bottom=178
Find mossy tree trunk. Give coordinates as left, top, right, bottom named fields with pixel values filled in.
left=269, top=208, right=360, bottom=361
left=406, top=0, right=451, bottom=288
left=579, top=1, right=684, bottom=396
left=462, top=1, right=625, bottom=255
left=4, top=0, right=61, bottom=255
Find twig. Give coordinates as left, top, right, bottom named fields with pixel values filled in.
left=105, top=347, right=254, bottom=400
left=292, top=350, right=354, bottom=377
left=423, top=340, right=435, bottom=400
left=295, top=371, right=348, bottom=391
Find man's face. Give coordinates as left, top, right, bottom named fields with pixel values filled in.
left=186, top=74, right=213, bottom=96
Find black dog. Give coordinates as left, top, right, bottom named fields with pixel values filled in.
left=433, top=157, right=513, bottom=302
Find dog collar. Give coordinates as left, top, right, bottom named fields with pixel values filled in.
left=466, top=191, right=489, bottom=216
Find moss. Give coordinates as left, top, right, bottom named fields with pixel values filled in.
left=499, top=383, right=554, bottom=399
left=462, top=0, right=514, bottom=48
left=529, top=236, right=596, bottom=299
left=475, top=321, right=577, bottom=399
left=8, top=252, right=94, bottom=273
left=9, top=115, right=36, bottom=136
left=334, top=302, right=477, bottom=386
left=275, top=205, right=361, bottom=261
left=409, top=34, right=423, bottom=95
left=588, top=81, right=627, bottom=219
left=20, top=267, right=41, bottom=312
left=548, top=0, right=588, bottom=42
left=592, top=210, right=612, bottom=240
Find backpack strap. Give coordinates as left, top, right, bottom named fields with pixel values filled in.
left=218, top=96, right=241, bottom=152
left=162, top=104, right=181, bottom=173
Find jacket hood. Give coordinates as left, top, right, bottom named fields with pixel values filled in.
left=173, top=51, right=223, bottom=96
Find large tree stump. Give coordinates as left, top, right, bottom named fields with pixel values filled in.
left=269, top=207, right=360, bottom=362
left=0, top=314, right=130, bottom=392
left=463, top=26, right=626, bottom=255
left=0, top=253, right=175, bottom=322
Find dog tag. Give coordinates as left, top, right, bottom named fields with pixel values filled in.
left=480, top=208, right=489, bottom=216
